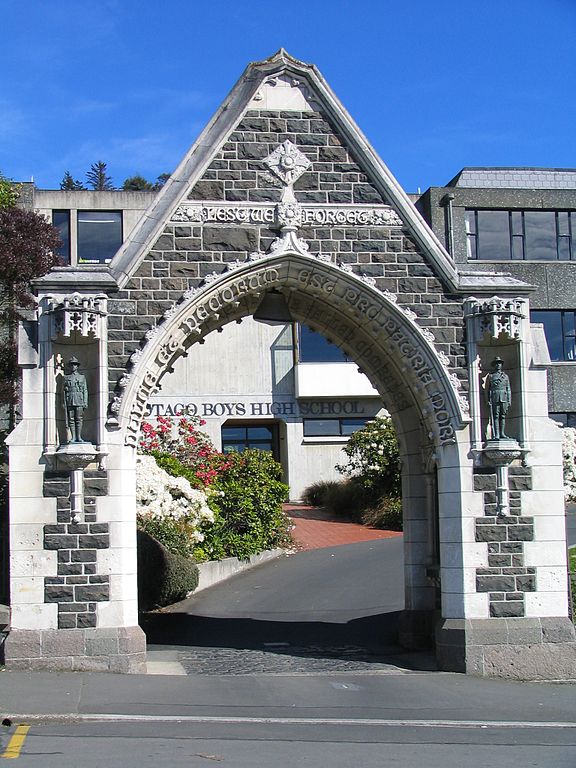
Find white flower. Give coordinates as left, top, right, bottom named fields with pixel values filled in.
left=136, top=455, right=214, bottom=526
left=563, top=427, right=576, bottom=501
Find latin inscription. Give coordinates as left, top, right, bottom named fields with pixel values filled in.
left=125, top=263, right=458, bottom=446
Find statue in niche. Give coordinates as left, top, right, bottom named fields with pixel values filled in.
left=485, top=356, right=511, bottom=440
left=63, top=356, right=89, bottom=443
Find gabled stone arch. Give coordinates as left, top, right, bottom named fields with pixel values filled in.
left=118, top=252, right=469, bottom=455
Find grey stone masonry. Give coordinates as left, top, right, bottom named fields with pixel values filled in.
left=42, top=470, right=110, bottom=629
left=474, top=465, right=534, bottom=617
left=107, top=108, right=467, bottom=397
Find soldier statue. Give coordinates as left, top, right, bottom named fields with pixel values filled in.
left=486, top=356, right=511, bottom=440
left=63, top=356, right=88, bottom=443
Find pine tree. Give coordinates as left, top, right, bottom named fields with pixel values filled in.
left=86, top=161, right=114, bottom=191
left=60, top=171, right=85, bottom=191
left=153, top=173, right=171, bottom=190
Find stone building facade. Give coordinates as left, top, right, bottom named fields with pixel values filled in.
left=4, top=50, right=575, bottom=677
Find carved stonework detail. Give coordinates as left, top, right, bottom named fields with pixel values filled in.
left=277, top=201, right=302, bottom=230
left=49, top=293, right=107, bottom=339
left=170, top=202, right=403, bottom=229
left=465, top=296, right=527, bottom=343
left=264, top=140, right=311, bottom=186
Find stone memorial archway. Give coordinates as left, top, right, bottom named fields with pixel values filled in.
left=5, top=51, right=575, bottom=677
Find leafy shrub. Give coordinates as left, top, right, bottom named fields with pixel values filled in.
left=198, top=449, right=292, bottom=562
left=336, top=416, right=401, bottom=502
left=361, top=496, right=403, bottom=531
left=137, top=530, right=199, bottom=611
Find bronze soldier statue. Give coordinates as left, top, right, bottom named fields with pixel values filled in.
left=63, top=356, right=88, bottom=443
left=486, top=356, right=511, bottom=440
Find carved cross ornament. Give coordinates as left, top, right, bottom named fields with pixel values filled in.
left=464, top=296, right=527, bottom=343
left=264, top=140, right=311, bottom=186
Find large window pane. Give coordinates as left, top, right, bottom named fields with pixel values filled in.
left=532, top=310, right=566, bottom=361
left=524, top=211, right=557, bottom=260
left=563, top=311, right=576, bottom=361
left=52, top=210, right=70, bottom=265
left=246, top=426, right=273, bottom=440
left=477, top=211, right=511, bottom=260
left=298, top=325, right=349, bottom=363
left=303, top=419, right=341, bottom=437
left=340, top=418, right=367, bottom=435
left=77, top=211, right=122, bottom=263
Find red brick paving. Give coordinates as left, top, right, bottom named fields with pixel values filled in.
left=284, top=504, right=402, bottom=551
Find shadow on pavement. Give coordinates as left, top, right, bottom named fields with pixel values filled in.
left=140, top=610, right=437, bottom=672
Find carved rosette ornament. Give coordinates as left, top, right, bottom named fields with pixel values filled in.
left=264, top=140, right=311, bottom=187
left=277, top=201, right=302, bottom=230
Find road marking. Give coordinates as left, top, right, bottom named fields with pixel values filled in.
left=1, top=725, right=30, bottom=759
left=6, top=714, right=576, bottom=729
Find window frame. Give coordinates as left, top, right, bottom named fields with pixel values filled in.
left=466, top=209, right=574, bottom=262
left=303, top=417, right=368, bottom=438
left=51, top=208, right=124, bottom=266
left=297, top=324, right=351, bottom=363
left=531, top=309, right=576, bottom=362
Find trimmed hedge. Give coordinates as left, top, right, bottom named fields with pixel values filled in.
left=137, top=529, right=199, bottom=611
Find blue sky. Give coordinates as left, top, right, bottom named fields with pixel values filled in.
left=1, top=0, right=575, bottom=192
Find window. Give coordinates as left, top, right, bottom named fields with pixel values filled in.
left=303, top=417, right=367, bottom=437
left=221, top=424, right=277, bottom=457
left=298, top=325, right=350, bottom=363
left=77, top=211, right=122, bottom=264
left=550, top=412, right=576, bottom=427
left=52, top=210, right=70, bottom=265
left=466, top=210, right=574, bottom=261
left=531, top=310, right=576, bottom=361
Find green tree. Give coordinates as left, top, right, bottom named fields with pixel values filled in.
left=60, top=171, right=85, bottom=191
left=0, top=172, right=19, bottom=209
left=86, top=161, right=114, bottom=191
left=122, top=175, right=153, bottom=191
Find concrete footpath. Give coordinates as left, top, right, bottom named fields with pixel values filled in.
left=1, top=667, right=576, bottom=726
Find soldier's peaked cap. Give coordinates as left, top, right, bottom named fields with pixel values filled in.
left=69, top=356, right=80, bottom=364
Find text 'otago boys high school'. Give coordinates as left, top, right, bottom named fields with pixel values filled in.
left=4, top=51, right=576, bottom=678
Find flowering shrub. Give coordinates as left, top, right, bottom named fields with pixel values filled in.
left=136, top=454, right=214, bottom=558
left=197, top=449, right=291, bottom=562
left=563, top=427, right=576, bottom=502
left=336, top=416, right=401, bottom=499
left=140, top=415, right=231, bottom=487
left=137, top=416, right=292, bottom=563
